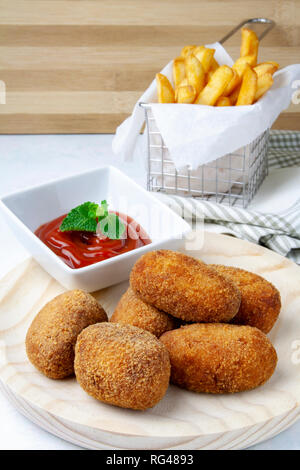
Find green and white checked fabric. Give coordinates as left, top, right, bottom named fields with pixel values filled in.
left=268, top=130, right=300, bottom=169
left=157, top=130, right=300, bottom=264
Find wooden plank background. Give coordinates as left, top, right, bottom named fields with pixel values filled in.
left=0, top=0, right=299, bottom=134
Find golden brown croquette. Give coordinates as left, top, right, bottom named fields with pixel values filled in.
left=74, top=322, right=170, bottom=410
left=110, top=287, right=178, bottom=337
left=130, top=250, right=241, bottom=323
left=160, top=323, right=277, bottom=394
left=26, top=289, right=107, bottom=379
left=211, top=265, right=281, bottom=333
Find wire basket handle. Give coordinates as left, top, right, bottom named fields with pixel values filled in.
left=219, top=18, right=275, bottom=44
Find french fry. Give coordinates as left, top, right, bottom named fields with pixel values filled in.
left=185, top=54, right=205, bottom=94
left=228, top=84, right=241, bottom=105
left=179, top=78, right=188, bottom=87
left=216, top=96, right=232, bottom=106
left=265, top=60, right=280, bottom=68
left=254, top=73, right=274, bottom=101
left=223, top=68, right=240, bottom=96
left=195, top=65, right=234, bottom=105
left=156, top=73, right=175, bottom=103
left=205, top=70, right=214, bottom=84
left=173, top=57, right=186, bottom=88
left=254, top=62, right=279, bottom=77
left=176, top=85, right=197, bottom=104
left=174, top=78, right=188, bottom=101
left=240, top=28, right=259, bottom=64
left=194, top=46, right=215, bottom=72
left=181, top=45, right=196, bottom=58
left=210, top=57, right=219, bottom=72
left=236, top=65, right=257, bottom=106
left=233, top=55, right=256, bottom=78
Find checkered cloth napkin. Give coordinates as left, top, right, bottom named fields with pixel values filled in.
left=157, top=130, right=300, bottom=264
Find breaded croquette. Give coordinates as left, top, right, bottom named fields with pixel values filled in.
left=130, top=250, right=241, bottom=323
left=74, top=323, right=170, bottom=410
left=160, top=323, right=277, bottom=394
left=26, top=290, right=107, bottom=379
left=110, top=287, right=178, bottom=337
left=211, top=265, right=281, bottom=333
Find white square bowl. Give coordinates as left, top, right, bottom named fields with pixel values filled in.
left=0, top=166, right=191, bottom=292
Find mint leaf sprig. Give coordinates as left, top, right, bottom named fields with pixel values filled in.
left=59, top=201, right=126, bottom=240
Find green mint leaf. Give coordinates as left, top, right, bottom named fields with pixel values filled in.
left=60, top=201, right=98, bottom=232
left=98, top=214, right=126, bottom=240
left=87, top=203, right=99, bottom=219
left=59, top=200, right=125, bottom=239
left=96, top=200, right=108, bottom=218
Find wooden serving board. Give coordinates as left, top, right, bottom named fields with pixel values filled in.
left=1, top=232, right=300, bottom=450
left=0, top=0, right=299, bottom=134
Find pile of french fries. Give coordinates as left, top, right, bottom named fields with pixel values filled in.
left=156, top=28, right=279, bottom=106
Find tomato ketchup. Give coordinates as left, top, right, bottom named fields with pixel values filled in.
left=35, top=213, right=151, bottom=269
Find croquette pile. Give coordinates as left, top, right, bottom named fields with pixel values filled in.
left=26, top=250, right=281, bottom=410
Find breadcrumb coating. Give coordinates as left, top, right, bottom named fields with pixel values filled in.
left=110, top=287, right=178, bottom=337
left=211, top=265, right=281, bottom=333
left=160, top=323, right=277, bottom=394
left=26, top=289, right=107, bottom=379
left=74, top=322, right=170, bottom=410
left=130, top=250, right=241, bottom=322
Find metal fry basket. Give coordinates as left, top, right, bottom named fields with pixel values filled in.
left=141, top=18, right=275, bottom=208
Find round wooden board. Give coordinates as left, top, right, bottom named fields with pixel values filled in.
left=1, top=231, right=300, bottom=450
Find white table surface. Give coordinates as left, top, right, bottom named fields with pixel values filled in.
left=0, top=133, right=300, bottom=450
